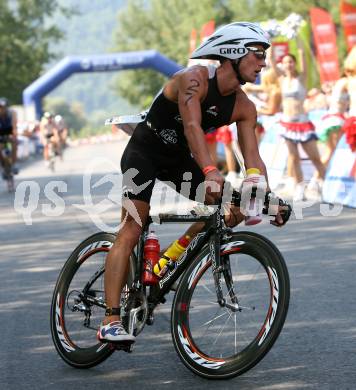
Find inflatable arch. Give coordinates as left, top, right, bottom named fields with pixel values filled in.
left=23, top=50, right=183, bottom=118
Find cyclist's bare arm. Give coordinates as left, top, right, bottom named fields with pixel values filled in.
left=176, top=67, right=224, bottom=200
left=164, top=67, right=212, bottom=170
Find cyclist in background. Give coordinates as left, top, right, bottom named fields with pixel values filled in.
left=54, top=114, right=68, bottom=158
left=98, top=22, right=291, bottom=344
left=40, top=112, right=60, bottom=167
left=0, top=97, right=19, bottom=174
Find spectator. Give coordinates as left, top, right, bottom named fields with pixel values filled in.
left=270, top=39, right=325, bottom=201
left=319, top=77, right=348, bottom=167
left=54, top=114, right=68, bottom=159
left=304, top=87, right=328, bottom=113
left=39, top=112, right=60, bottom=166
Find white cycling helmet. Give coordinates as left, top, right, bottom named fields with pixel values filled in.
left=190, top=22, right=270, bottom=61
left=191, top=22, right=270, bottom=85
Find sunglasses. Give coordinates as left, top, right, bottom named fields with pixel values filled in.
left=246, top=47, right=267, bottom=60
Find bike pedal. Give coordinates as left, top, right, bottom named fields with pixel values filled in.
left=109, top=341, right=134, bottom=352
left=146, top=313, right=154, bottom=326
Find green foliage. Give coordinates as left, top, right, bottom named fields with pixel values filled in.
left=43, top=97, right=87, bottom=132
left=113, top=0, right=229, bottom=107
left=113, top=0, right=352, bottom=106
left=0, top=0, right=71, bottom=104
left=46, top=0, right=136, bottom=121
left=72, top=125, right=109, bottom=140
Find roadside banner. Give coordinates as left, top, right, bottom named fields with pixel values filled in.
left=188, top=20, right=215, bottom=67
left=200, top=20, right=215, bottom=42
left=263, top=20, right=317, bottom=89
left=189, top=28, right=197, bottom=55
left=272, top=42, right=289, bottom=62
left=340, top=0, right=356, bottom=51
left=310, top=7, right=340, bottom=83
left=323, top=134, right=356, bottom=208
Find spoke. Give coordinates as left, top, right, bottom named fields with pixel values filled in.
left=234, top=312, right=237, bottom=354
left=200, top=305, right=224, bottom=339
left=208, top=310, right=233, bottom=356
left=201, top=283, right=216, bottom=296
left=199, top=311, right=228, bottom=328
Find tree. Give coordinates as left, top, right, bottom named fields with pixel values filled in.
left=113, top=0, right=354, bottom=106
left=0, top=0, right=72, bottom=104
left=44, top=97, right=87, bottom=132
left=112, top=0, right=230, bottom=108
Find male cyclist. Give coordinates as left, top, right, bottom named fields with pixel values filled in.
left=0, top=98, right=18, bottom=174
left=54, top=115, right=68, bottom=158
left=98, top=22, right=291, bottom=344
left=39, top=112, right=60, bottom=166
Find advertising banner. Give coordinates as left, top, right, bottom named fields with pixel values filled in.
left=272, top=42, right=289, bottom=62
left=310, top=7, right=340, bottom=83
left=340, top=0, right=356, bottom=51
left=188, top=20, right=215, bottom=67
left=323, top=135, right=356, bottom=208
left=189, top=29, right=197, bottom=55
left=200, top=20, right=215, bottom=42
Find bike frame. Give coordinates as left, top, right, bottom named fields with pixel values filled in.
left=132, top=205, right=230, bottom=313
left=0, top=135, right=14, bottom=191
left=0, top=136, right=12, bottom=165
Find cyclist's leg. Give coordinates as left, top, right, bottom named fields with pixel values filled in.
left=54, top=132, right=61, bottom=156
left=104, top=199, right=150, bottom=325
left=11, top=134, right=17, bottom=165
left=43, top=141, right=49, bottom=161
left=100, top=133, right=157, bottom=341
left=0, top=143, right=5, bottom=167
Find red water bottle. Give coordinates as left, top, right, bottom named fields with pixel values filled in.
left=143, top=231, right=160, bottom=285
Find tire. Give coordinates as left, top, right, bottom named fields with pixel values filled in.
left=50, top=232, right=136, bottom=368
left=2, top=156, right=13, bottom=192
left=171, top=231, right=290, bottom=379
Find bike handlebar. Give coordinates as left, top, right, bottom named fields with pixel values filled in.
left=157, top=190, right=291, bottom=224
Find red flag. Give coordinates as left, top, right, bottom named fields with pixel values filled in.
left=200, top=20, right=215, bottom=43
left=272, top=42, right=289, bottom=63
left=310, top=7, right=340, bottom=83
left=340, top=0, right=356, bottom=51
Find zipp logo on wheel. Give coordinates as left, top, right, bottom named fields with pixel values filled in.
left=55, top=294, right=75, bottom=353
left=177, top=325, right=225, bottom=369
left=257, top=266, right=279, bottom=346
left=77, top=241, right=113, bottom=263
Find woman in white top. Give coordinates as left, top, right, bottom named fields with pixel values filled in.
left=270, top=41, right=325, bottom=200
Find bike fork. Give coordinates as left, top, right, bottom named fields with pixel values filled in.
left=210, top=215, right=240, bottom=311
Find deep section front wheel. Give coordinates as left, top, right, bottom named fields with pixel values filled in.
left=171, top=231, right=290, bottom=379
left=50, top=232, right=135, bottom=368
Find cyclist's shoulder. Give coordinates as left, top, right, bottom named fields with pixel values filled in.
left=174, top=65, right=209, bottom=86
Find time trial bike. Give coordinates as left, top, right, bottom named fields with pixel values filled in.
left=50, top=191, right=291, bottom=379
